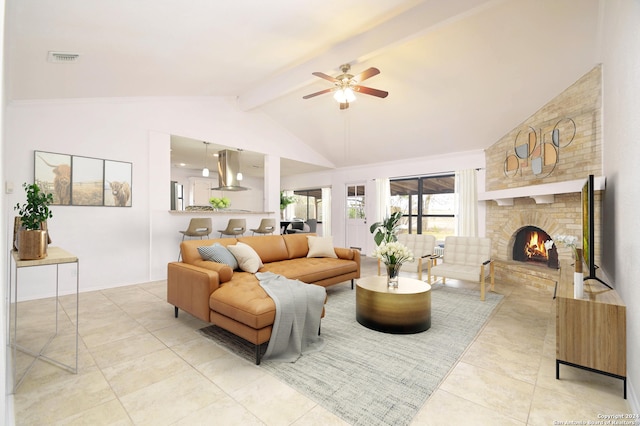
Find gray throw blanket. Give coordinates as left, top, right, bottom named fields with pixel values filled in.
left=256, top=272, right=326, bottom=362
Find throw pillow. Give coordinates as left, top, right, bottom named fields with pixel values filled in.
left=291, top=220, right=304, bottom=230
left=227, top=242, right=264, bottom=273
left=198, top=243, right=239, bottom=270
left=307, top=236, right=337, bottom=258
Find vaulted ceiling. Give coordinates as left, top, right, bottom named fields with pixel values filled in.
left=6, top=0, right=602, bottom=171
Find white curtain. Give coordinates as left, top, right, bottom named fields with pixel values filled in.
left=374, top=178, right=390, bottom=224
left=283, top=189, right=295, bottom=220
left=455, top=169, right=478, bottom=237
left=321, top=187, right=331, bottom=237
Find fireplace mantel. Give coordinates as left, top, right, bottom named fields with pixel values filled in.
left=479, top=176, right=605, bottom=206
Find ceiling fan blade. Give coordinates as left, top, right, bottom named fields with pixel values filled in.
left=340, top=102, right=349, bottom=110
left=354, top=85, right=389, bottom=98
left=353, top=67, right=380, bottom=83
left=302, top=87, right=336, bottom=99
left=312, top=72, right=339, bottom=83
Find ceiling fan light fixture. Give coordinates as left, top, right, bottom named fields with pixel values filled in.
left=333, top=87, right=356, bottom=103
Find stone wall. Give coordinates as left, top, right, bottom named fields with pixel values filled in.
left=484, top=65, right=603, bottom=289
left=485, top=65, right=602, bottom=191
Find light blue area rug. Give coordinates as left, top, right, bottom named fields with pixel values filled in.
left=199, top=284, right=503, bottom=426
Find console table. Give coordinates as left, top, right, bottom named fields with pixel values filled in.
left=555, top=262, right=626, bottom=398
left=9, top=247, right=79, bottom=392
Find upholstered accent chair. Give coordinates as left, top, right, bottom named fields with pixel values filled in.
left=428, top=236, right=495, bottom=301
left=376, top=233, right=437, bottom=280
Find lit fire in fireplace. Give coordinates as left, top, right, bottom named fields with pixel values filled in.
left=523, top=231, right=548, bottom=262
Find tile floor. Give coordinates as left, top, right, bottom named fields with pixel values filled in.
left=8, top=256, right=631, bottom=425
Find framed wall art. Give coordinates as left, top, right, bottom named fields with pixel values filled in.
left=71, top=156, right=104, bottom=206
left=34, top=151, right=72, bottom=205
left=33, top=150, right=133, bottom=207
left=104, top=160, right=132, bottom=207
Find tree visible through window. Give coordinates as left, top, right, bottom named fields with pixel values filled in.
left=390, top=175, right=455, bottom=241
left=292, top=189, right=323, bottom=221
left=346, top=185, right=366, bottom=219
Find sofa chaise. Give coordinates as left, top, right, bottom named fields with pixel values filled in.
left=167, top=233, right=361, bottom=363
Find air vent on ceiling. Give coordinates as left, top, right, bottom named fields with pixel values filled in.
left=47, top=51, right=80, bottom=63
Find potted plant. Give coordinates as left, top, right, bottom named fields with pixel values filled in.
left=369, top=211, right=403, bottom=246
left=280, top=191, right=296, bottom=220
left=14, top=182, right=54, bottom=260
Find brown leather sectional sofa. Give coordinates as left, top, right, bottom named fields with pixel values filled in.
left=167, top=233, right=361, bottom=363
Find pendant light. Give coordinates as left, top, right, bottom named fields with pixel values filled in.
left=202, top=142, right=210, bottom=177
left=236, top=149, right=243, bottom=181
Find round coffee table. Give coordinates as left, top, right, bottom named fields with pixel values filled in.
left=356, top=276, right=431, bottom=334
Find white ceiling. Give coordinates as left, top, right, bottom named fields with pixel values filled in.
left=6, top=0, right=602, bottom=172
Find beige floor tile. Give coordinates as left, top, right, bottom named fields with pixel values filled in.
left=81, top=317, right=149, bottom=349
left=118, top=369, right=226, bottom=425
left=460, top=338, right=542, bottom=384
left=11, top=268, right=630, bottom=426
left=197, top=352, right=267, bottom=393
left=13, top=368, right=116, bottom=425
left=12, top=341, right=95, bottom=394
left=172, top=394, right=265, bottom=426
left=536, top=355, right=629, bottom=410
left=292, top=404, right=350, bottom=426
left=151, top=317, right=207, bottom=348
left=231, top=373, right=317, bottom=425
left=56, top=398, right=133, bottom=425
left=170, top=333, right=231, bottom=367
left=137, top=280, right=167, bottom=300
left=412, top=390, right=525, bottom=425
left=118, top=299, right=182, bottom=331
left=101, top=348, right=194, bottom=397
left=439, top=362, right=534, bottom=423
left=89, top=332, right=166, bottom=369
left=527, top=385, right=630, bottom=426
left=471, top=324, right=545, bottom=358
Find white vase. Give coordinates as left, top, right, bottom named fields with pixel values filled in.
left=574, top=272, right=584, bottom=299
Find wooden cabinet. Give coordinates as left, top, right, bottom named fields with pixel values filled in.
left=555, top=263, right=626, bottom=398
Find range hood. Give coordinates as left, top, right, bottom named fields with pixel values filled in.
left=211, top=150, right=250, bottom=191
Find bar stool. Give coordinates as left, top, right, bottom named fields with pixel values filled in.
left=250, top=218, right=276, bottom=236
left=178, top=218, right=212, bottom=260
left=218, top=218, right=246, bottom=237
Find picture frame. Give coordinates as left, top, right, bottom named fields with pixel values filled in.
left=71, top=156, right=104, bottom=206
left=104, top=160, right=132, bottom=207
left=34, top=151, right=72, bottom=205
left=33, top=151, right=133, bottom=207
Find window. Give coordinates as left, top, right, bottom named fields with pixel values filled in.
left=390, top=175, right=455, bottom=240
left=293, top=189, right=323, bottom=221
left=346, top=185, right=366, bottom=219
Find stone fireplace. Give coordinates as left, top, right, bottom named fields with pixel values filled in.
left=481, top=65, right=603, bottom=290
left=511, top=226, right=555, bottom=267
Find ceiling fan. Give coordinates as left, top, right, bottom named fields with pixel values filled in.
left=303, top=64, right=388, bottom=110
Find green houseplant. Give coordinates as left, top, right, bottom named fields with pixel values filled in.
left=14, top=182, right=54, bottom=260
left=280, top=191, right=296, bottom=220
left=369, top=211, right=403, bottom=246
